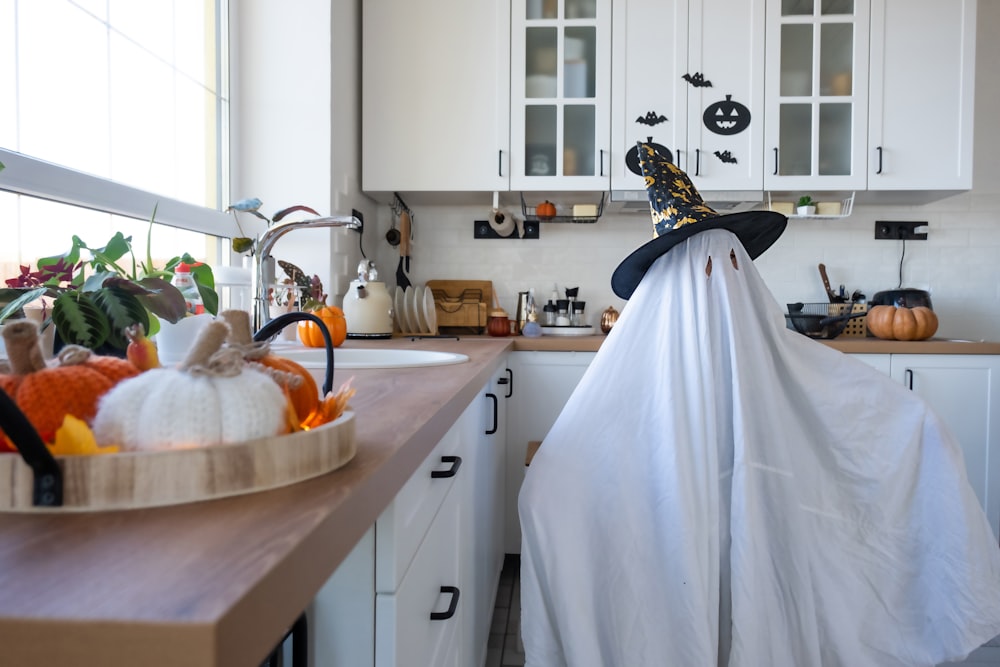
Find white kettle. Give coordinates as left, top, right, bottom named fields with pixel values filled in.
left=342, top=261, right=393, bottom=338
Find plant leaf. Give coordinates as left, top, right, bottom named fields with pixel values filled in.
left=272, top=205, right=320, bottom=223
left=233, top=237, right=255, bottom=254
left=0, top=287, right=48, bottom=322
left=92, top=286, right=150, bottom=350
left=52, top=292, right=110, bottom=350
left=131, top=276, right=187, bottom=323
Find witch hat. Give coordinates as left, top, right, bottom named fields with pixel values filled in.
left=611, top=142, right=787, bottom=299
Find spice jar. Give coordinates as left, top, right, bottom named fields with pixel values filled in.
left=488, top=308, right=511, bottom=337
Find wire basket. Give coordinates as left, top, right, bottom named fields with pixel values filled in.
left=787, top=302, right=868, bottom=339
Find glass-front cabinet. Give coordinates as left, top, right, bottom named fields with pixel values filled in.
left=510, top=0, right=611, bottom=190
left=763, top=0, right=870, bottom=191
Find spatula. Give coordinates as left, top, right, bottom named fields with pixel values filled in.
left=396, top=210, right=412, bottom=289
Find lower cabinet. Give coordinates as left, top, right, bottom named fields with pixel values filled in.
left=310, top=367, right=508, bottom=666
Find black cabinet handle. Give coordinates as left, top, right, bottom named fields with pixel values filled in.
left=599, top=149, right=606, bottom=177
left=430, top=586, right=460, bottom=620
left=499, top=367, right=513, bottom=398
left=875, top=146, right=883, bottom=175
left=431, top=455, right=462, bottom=478
left=676, top=148, right=682, bottom=169
left=905, top=368, right=914, bottom=391
left=498, top=149, right=503, bottom=177
left=486, top=392, right=498, bottom=435
left=695, top=148, right=701, bottom=176
left=773, top=147, right=779, bottom=175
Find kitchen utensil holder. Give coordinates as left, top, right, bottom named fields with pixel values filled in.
left=793, top=302, right=868, bottom=338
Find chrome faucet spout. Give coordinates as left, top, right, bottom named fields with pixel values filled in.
left=252, top=215, right=362, bottom=332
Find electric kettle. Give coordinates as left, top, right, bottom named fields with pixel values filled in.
left=342, top=260, right=393, bottom=338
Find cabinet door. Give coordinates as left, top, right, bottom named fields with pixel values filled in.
left=511, top=0, right=611, bottom=190
left=890, top=355, right=1000, bottom=541
left=868, top=0, right=976, bottom=190
left=763, top=0, right=870, bottom=191
left=504, top=351, right=596, bottom=552
left=685, top=0, right=766, bottom=191
left=362, top=0, right=510, bottom=193
left=610, top=0, right=687, bottom=192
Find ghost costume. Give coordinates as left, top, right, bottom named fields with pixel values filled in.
left=518, top=229, right=1000, bottom=666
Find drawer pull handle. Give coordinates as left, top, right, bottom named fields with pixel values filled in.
left=486, top=392, right=498, bottom=435
left=503, top=367, right=513, bottom=397
left=430, top=586, right=460, bottom=620
left=431, top=455, right=462, bottom=479
left=905, top=368, right=914, bottom=390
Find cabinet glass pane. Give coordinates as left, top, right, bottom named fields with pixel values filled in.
left=819, top=23, right=852, bottom=95
left=821, top=0, right=853, bottom=14
left=564, top=27, right=595, bottom=98
left=526, top=28, right=557, bottom=98
left=565, top=0, right=596, bottom=19
left=818, top=103, right=851, bottom=175
left=564, top=105, right=595, bottom=176
left=779, top=104, right=811, bottom=175
left=782, top=0, right=812, bottom=16
left=527, top=0, right=558, bottom=20
left=780, top=24, right=812, bottom=96
left=525, top=105, right=557, bottom=176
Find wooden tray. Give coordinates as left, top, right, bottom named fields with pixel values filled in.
left=0, top=411, right=356, bottom=512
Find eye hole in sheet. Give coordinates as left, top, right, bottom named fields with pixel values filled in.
left=706, top=256, right=713, bottom=277
left=730, top=248, right=739, bottom=270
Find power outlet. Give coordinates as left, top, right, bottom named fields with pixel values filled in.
left=874, top=221, right=927, bottom=240
left=473, top=219, right=540, bottom=239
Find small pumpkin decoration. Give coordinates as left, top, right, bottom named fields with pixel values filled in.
left=0, top=321, right=140, bottom=449
left=92, top=320, right=286, bottom=451
left=535, top=200, right=557, bottom=220
left=221, top=309, right=320, bottom=425
left=298, top=305, right=347, bottom=348
left=866, top=305, right=939, bottom=341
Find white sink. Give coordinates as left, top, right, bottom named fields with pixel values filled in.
left=271, top=345, right=469, bottom=369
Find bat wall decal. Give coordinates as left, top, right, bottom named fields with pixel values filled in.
left=682, top=72, right=713, bottom=88
left=714, top=150, right=738, bottom=164
left=636, top=111, right=668, bottom=126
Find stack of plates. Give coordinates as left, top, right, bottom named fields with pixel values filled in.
left=394, top=285, right=438, bottom=335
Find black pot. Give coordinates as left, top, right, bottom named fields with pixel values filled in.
left=870, top=289, right=932, bottom=309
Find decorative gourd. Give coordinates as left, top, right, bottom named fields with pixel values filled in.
left=298, top=306, right=347, bottom=348
left=866, top=305, right=939, bottom=341
left=535, top=200, right=557, bottom=220
left=0, top=321, right=140, bottom=448
left=221, top=309, right=320, bottom=425
left=92, top=320, right=286, bottom=451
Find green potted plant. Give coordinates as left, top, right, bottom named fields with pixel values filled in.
left=0, top=209, right=218, bottom=356
left=796, top=195, right=816, bottom=216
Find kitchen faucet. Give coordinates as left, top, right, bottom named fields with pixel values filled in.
left=252, top=214, right=362, bottom=331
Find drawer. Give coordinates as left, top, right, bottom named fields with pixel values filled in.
left=375, top=484, right=463, bottom=667
left=376, top=419, right=465, bottom=592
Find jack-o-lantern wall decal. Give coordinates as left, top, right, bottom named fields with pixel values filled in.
left=625, top=137, right=672, bottom=176
left=703, top=94, right=751, bottom=135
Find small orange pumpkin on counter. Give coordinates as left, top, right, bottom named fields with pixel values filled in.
left=535, top=200, right=557, bottom=220
left=298, top=305, right=347, bottom=348
left=866, top=305, right=939, bottom=341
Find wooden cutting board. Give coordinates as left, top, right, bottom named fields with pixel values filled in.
left=0, top=411, right=356, bottom=512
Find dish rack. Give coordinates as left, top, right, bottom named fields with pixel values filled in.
left=426, top=280, right=492, bottom=334
left=795, top=302, right=869, bottom=338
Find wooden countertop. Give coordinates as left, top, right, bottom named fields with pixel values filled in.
left=507, top=334, right=1000, bottom=355
left=0, top=337, right=512, bottom=667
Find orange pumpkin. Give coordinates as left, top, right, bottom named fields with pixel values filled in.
left=298, top=306, right=347, bottom=348
left=535, top=200, right=557, bottom=220
left=0, top=321, right=139, bottom=448
left=866, top=305, right=939, bottom=341
left=221, top=310, right=320, bottom=425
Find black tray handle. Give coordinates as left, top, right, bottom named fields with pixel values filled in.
left=253, top=312, right=334, bottom=396
left=0, top=388, right=63, bottom=507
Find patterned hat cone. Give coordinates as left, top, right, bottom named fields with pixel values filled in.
left=611, top=142, right=787, bottom=299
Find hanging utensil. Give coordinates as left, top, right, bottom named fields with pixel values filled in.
left=385, top=210, right=401, bottom=246
left=817, top=263, right=842, bottom=303
left=396, top=209, right=412, bottom=289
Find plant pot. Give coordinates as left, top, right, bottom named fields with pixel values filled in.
left=797, top=205, right=816, bottom=216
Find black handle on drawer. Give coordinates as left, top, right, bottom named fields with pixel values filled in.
left=905, top=368, right=914, bottom=391
left=431, top=455, right=462, bottom=478
left=486, top=392, right=498, bottom=435
left=498, top=367, right=513, bottom=398
left=430, top=586, right=460, bottom=621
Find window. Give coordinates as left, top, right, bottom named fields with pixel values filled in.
left=0, top=0, right=233, bottom=280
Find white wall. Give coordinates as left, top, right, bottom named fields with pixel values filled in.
left=370, top=2, right=1000, bottom=340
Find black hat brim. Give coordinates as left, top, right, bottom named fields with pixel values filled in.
left=611, top=210, right=788, bottom=299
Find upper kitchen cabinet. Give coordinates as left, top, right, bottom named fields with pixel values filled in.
left=361, top=0, right=510, bottom=197
left=509, top=0, right=612, bottom=191
left=611, top=0, right=766, bottom=195
left=763, top=0, right=871, bottom=191
left=867, top=0, right=976, bottom=192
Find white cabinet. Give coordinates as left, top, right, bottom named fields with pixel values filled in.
left=361, top=0, right=510, bottom=194
left=611, top=0, right=766, bottom=193
left=504, top=350, right=595, bottom=553
left=312, top=372, right=508, bottom=667
left=868, top=0, right=976, bottom=191
left=510, top=0, right=611, bottom=190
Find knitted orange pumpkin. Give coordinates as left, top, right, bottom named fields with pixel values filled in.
left=297, top=305, right=347, bottom=348
left=0, top=321, right=139, bottom=447
left=221, top=310, right=320, bottom=425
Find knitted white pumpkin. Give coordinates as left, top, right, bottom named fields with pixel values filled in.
left=92, top=321, right=286, bottom=451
